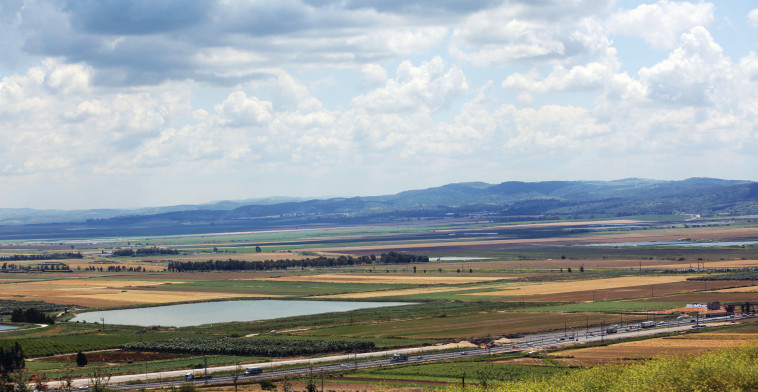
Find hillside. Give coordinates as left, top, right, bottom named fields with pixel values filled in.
left=0, top=178, right=756, bottom=240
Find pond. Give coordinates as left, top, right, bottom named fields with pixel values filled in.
left=0, top=325, right=17, bottom=332
left=70, top=300, right=412, bottom=327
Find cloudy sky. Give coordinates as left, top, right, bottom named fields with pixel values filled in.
left=1, top=0, right=757, bottom=210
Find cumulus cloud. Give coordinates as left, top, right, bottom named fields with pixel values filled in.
left=7, top=0, right=452, bottom=87
left=502, top=58, right=618, bottom=93
left=638, top=26, right=731, bottom=106
left=360, top=64, right=387, bottom=88
left=749, top=9, right=758, bottom=28
left=450, top=0, right=613, bottom=66
left=2, top=1, right=758, bottom=208
left=608, top=0, right=714, bottom=50
left=351, top=57, right=468, bottom=114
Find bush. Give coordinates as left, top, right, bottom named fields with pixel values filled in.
left=259, top=380, right=276, bottom=391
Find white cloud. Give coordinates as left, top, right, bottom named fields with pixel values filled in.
left=749, top=9, right=758, bottom=28
left=608, top=0, right=714, bottom=50
left=215, top=91, right=272, bottom=128
left=638, top=26, right=731, bottom=106
left=450, top=1, right=613, bottom=66
left=502, top=59, right=617, bottom=93
left=351, top=57, right=468, bottom=114
left=360, top=64, right=387, bottom=88
left=2, top=2, right=758, bottom=209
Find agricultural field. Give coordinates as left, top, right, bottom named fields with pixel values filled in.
left=549, top=322, right=758, bottom=366
left=2, top=216, right=758, bottom=389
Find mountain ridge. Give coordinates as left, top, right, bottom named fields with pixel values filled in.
left=0, top=178, right=755, bottom=240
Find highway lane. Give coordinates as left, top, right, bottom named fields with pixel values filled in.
left=52, top=314, right=749, bottom=391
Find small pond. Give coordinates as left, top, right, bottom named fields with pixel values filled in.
left=0, top=325, right=17, bottom=331
left=71, top=300, right=412, bottom=327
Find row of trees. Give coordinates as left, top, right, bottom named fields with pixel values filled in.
left=0, top=252, right=82, bottom=261
left=81, top=266, right=147, bottom=272
left=1, top=262, right=72, bottom=272
left=120, top=337, right=374, bottom=357
left=379, top=252, right=430, bottom=264
left=112, top=247, right=179, bottom=257
left=10, top=308, right=55, bottom=324
left=167, top=253, right=428, bottom=272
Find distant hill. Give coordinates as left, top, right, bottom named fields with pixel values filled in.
left=0, top=196, right=306, bottom=225
left=1, top=178, right=756, bottom=240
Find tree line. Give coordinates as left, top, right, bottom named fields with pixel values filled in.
left=167, top=252, right=428, bottom=272
left=120, top=337, right=374, bottom=357
left=0, top=252, right=82, bottom=261
left=10, top=308, right=55, bottom=324
left=112, top=247, right=179, bottom=257
left=82, top=265, right=147, bottom=272
left=2, top=262, right=71, bottom=272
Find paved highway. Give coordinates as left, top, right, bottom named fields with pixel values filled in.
left=52, top=314, right=748, bottom=391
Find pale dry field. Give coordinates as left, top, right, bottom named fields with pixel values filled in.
left=653, top=259, right=758, bottom=269
left=312, top=285, right=493, bottom=299
left=715, top=286, right=758, bottom=293
left=551, top=331, right=758, bottom=365
left=466, top=275, right=692, bottom=297
left=0, top=279, right=269, bottom=307
left=434, top=220, right=643, bottom=232
left=250, top=273, right=511, bottom=285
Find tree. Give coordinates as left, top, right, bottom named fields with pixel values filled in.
left=87, top=367, right=111, bottom=392
left=32, top=373, right=47, bottom=392
left=232, top=364, right=241, bottom=392
left=259, top=380, right=276, bottom=391
left=60, top=367, right=75, bottom=392
left=9, top=368, right=30, bottom=392
left=76, top=351, right=88, bottom=367
left=255, top=246, right=262, bottom=253
left=306, top=377, right=317, bottom=392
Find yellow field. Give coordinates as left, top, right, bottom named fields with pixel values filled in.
left=0, top=279, right=269, bottom=307
left=311, top=285, right=492, bottom=299
left=251, top=273, right=511, bottom=285
left=551, top=329, right=758, bottom=365
left=434, top=219, right=642, bottom=232
left=654, top=259, right=758, bottom=269
left=715, top=286, right=758, bottom=293
left=466, top=275, right=692, bottom=297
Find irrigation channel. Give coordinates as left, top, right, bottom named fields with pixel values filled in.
left=53, top=315, right=746, bottom=391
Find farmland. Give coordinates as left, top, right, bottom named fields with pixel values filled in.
left=2, top=215, right=758, bottom=390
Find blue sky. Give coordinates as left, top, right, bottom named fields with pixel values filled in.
left=1, top=0, right=757, bottom=209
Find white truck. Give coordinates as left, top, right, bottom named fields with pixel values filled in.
left=640, top=321, right=656, bottom=328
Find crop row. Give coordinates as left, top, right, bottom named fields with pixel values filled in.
left=120, top=337, right=375, bottom=357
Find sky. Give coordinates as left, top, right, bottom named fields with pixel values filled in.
left=1, top=0, right=757, bottom=210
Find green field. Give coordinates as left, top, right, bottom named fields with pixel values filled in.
left=2, top=216, right=758, bottom=388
